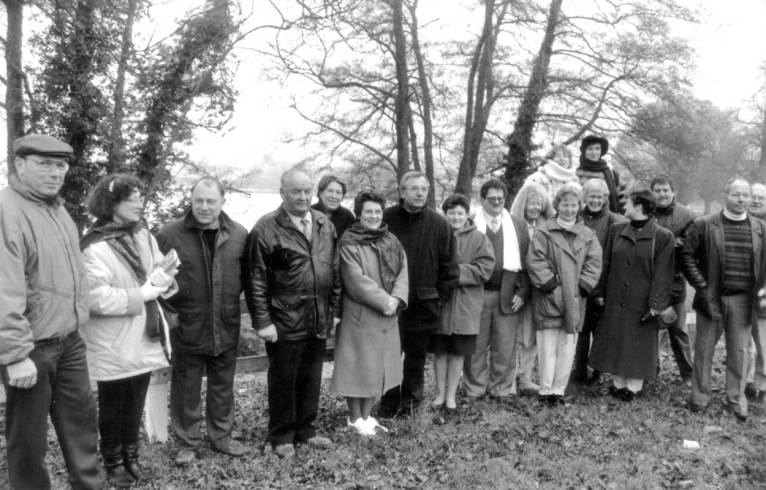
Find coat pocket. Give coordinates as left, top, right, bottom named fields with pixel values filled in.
left=270, top=294, right=313, bottom=332
left=415, top=287, right=440, bottom=323
left=540, top=285, right=564, bottom=318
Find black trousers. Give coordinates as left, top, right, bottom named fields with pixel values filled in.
left=380, top=329, right=432, bottom=413
left=170, top=348, right=238, bottom=450
left=2, top=330, right=104, bottom=490
left=265, top=337, right=326, bottom=447
left=97, top=372, right=151, bottom=452
left=573, top=300, right=601, bottom=382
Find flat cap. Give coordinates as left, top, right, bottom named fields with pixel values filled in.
left=13, top=134, right=74, bottom=160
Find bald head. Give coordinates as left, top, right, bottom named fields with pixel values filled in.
left=280, top=169, right=313, bottom=216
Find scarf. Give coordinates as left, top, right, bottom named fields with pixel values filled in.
left=473, top=208, right=522, bottom=271
left=578, top=155, right=619, bottom=212
left=81, top=220, right=160, bottom=338
left=340, top=221, right=403, bottom=292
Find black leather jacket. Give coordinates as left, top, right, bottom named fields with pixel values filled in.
left=245, top=206, right=342, bottom=341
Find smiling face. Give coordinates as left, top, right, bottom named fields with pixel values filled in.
left=585, top=189, right=607, bottom=213
left=113, top=189, right=144, bottom=224
left=319, top=181, right=344, bottom=211
left=724, top=180, right=751, bottom=215
left=359, top=200, right=383, bottom=230
left=445, top=204, right=468, bottom=231
left=481, top=188, right=506, bottom=217
left=556, top=194, right=580, bottom=222
left=14, top=155, right=69, bottom=198
left=524, top=194, right=543, bottom=221
left=652, top=182, right=675, bottom=208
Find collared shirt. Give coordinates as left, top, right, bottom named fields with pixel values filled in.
left=482, top=210, right=501, bottom=233
left=288, top=210, right=312, bottom=239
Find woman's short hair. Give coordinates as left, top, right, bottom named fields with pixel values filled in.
left=86, top=173, right=145, bottom=223
left=628, top=183, right=658, bottom=215
left=582, top=178, right=609, bottom=196
left=317, top=174, right=347, bottom=197
left=442, top=193, right=470, bottom=214
left=553, top=182, right=583, bottom=211
left=353, top=190, right=386, bottom=217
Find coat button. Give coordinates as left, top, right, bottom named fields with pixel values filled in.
left=624, top=282, right=629, bottom=286
left=620, top=302, right=625, bottom=307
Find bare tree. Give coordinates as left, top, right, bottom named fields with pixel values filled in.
left=3, top=0, right=25, bottom=172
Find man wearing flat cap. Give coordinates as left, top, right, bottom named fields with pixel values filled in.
left=576, top=135, right=622, bottom=213
left=0, top=134, right=104, bottom=488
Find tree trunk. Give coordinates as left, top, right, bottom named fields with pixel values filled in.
left=409, top=0, right=434, bottom=207
left=455, top=0, right=509, bottom=197
left=106, top=0, right=138, bottom=173
left=391, top=0, right=410, bottom=181
left=758, top=105, right=766, bottom=181
left=4, top=0, right=24, bottom=174
left=503, top=0, right=563, bottom=198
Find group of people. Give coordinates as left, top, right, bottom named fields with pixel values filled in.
left=1, top=133, right=764, bottom=490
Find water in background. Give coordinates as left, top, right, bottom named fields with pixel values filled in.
left=225, top=189, right=284, bottom=230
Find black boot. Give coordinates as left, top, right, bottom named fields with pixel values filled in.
left=123, top=443, right=142, bottom=481
left=102, top=445, right=134, bottom=488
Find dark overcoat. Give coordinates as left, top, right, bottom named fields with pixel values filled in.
left=589, top=218, right=674, bottom=379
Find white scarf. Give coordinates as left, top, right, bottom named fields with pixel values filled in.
left=474, top=208, right=522, bottom=272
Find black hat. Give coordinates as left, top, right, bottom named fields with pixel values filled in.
left=13, top=134, right=74, bottom=161
left=580, top=135, right=609, bottom=157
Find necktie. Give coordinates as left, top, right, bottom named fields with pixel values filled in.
left=300, top=218, right=311, bottom=241
left=491, top=218, right=499, bottom=233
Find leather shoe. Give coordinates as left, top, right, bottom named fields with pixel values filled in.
left=174, top=448, right=196, bottom=467
left=724, top=402, right=748, bottom=422
left=306, top=435, right=333, bottom=449
left=213, top=440, right=249, bottom=457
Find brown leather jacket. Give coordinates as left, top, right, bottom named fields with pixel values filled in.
left=245, top=206, right=342, bottom=341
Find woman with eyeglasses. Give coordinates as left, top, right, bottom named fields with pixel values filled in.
left=79, top=174, right=178, bottom=487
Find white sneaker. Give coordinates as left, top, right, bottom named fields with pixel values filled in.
left=347, top=417, right=375, bottom=436
left=365, top=416, right=389, bottom=434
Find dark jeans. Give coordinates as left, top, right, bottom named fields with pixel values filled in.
left=97, top=373, right=151, bottom=452
left=573, top=300, right=602, bottom=382
left=659, top=302, right=693, bottom=379
left=380, top=329, right=432, bottom=413
left=170, top=348, right=238, bottom=450
left=265, top=338, right=326, bottom=447
left=2, top=330, right=104, bottom=490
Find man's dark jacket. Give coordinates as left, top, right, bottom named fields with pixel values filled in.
left=245, top=207, right=341, bottom=341
left=157, top=211, right=248, bottom=356
left=681, top=212, right=766, bottom=320
left=655, top=199, right=697, bottom=304
left=384, top=203, right=459, bottom=330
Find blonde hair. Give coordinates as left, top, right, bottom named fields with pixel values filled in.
left=510, top=182, right=554, bottom=220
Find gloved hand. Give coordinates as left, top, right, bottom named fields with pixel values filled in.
left=140, top=280, right=166, bottom=302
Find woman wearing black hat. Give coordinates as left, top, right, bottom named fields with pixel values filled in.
left=576, top=135, right=621, bottom=213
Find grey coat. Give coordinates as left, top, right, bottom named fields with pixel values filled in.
left=527, top=219, right=602, bottom=333
left=437, top=221, right=495, bottom=336
left=330, top=235, right=409, bottom=397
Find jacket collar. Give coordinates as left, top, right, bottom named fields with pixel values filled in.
left=9, top=174, right=65, bottom=207
left=618, top=217, right=657, bottom=242
left=540, top=218, right=590, bottom=259
left=654, top=198, right=675, bottom=217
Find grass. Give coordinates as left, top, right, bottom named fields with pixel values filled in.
left=1, top=328, right=764, bottom=489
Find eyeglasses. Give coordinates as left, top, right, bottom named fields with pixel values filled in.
left=485, top=197, right=505, bottom=204
left=26, top=157, right=69, bottom=174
